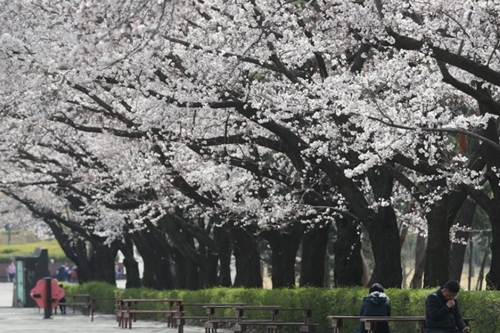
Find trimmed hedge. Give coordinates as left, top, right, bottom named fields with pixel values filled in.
left=66, top=283, right=500, bottom=333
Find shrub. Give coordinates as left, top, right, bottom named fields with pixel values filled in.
left=67, top=283, right=500, bottom=333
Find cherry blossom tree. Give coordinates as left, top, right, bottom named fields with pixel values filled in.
left=2, top=0, right=500, bottom=289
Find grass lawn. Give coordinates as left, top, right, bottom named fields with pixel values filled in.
left=0, top=231, right=67, bottom=263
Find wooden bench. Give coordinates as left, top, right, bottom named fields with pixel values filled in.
left=203, top=304, right=252, bottom=333
left=55, top=294, right=94, bottom=322
left=174, top=303, right=246, bottom=333
left=116, top=298, right=182, bottom=329
left=233, top=320, right=318, bottom=333
left=327, top=315, right=474, bottom=333
left=213, top=305, right=317, bottom=333
left=361, top=316, right=475, bottom=333
left=327, top=315, right=363, bottom=333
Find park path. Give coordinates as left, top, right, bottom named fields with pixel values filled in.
left=0, top=282, right=223, bottom=333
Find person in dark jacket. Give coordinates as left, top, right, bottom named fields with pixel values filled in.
left=425, top=280, right=470, bottom=333
left=355, top=283, right=391, bottom=333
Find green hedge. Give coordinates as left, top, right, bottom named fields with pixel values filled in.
left=66, top=283, right=500, bottom=333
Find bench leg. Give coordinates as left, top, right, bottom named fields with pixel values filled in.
left=178, top=318, right=184, bottom=333
left=234, top=324, right=247, bottom=333
left=205, top=322, right=218, bottom=333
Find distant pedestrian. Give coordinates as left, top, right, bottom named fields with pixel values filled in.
left=70, top=266, right=78, bottom=283
left=6, top=262, right=15, bottom=282
left=56, top=263, right=68, bottom=282
left=115, top=264, right=122, bottom=279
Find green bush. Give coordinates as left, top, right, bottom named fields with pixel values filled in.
left=67, top=283, right=500, bottom=333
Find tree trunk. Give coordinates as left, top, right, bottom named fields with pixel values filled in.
left=214, top=225, right=232, bottom=287
left=424, top=183, right=451, bottom=288
left=260, top=222, right=302, bottom=288
left=410, top=234, right=426, bottom=288
left=333, top=215, right=363, bottom=287
left=132, top=228, right=175, bottom=290
left=367, top=212, right=402, bottom=288
left=450, top=198, right=476, bottom=283
left=154, top=254, right=175, bottom=290
left=476, top=236, right=490, bottom=290
left=299, top=222, right=330, bottom=287
left=121, top=233, right=141, bottom=288
left=231, top=226, right=262, bottom=288
left=366, top=168, right=402, bottom=288
left=486, top=209, right=500, bottom=289
left=86, top=242, right=119, bottom=284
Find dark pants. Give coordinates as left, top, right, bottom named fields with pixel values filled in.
left=59, top=298, right=66, bottom=314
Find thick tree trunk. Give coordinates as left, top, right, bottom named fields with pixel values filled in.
left=154, top=254, right=175, bottom=290
left=47, top=221, right=119, bottom=284
left=202, top=249, right=219, bottom=288
left=133, top=233, right=156, bottom=288
left=121, top=233, right=141, bottom=288
left=366, top=168, right=402, bottom=288
left=333, top=215, right=363, bottom=287
left=367, top=211, right=402, bottom=288
left=410, top=234, right=426, bottom=288
left=195, top=235, right=218, bottom=288
left=424, top=184, right=450, bottom=288
left=299, top=222, right=330, bottom=287
left=231, top=226, right=262, bottom=287
left=260, top=222, right=302, bottom=288
left=450, top=198, right=476, bottom=283
left=132, top=228, right=175, bottom=290
left=214, top=225, right=232, bottom=287
left=486, top=210, right=500, bottom=289
left=86, top=242, right=119, bottom=284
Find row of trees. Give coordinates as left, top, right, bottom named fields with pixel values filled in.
left=0, top=0, right=499, bottom=289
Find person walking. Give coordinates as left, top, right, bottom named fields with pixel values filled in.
left=425, top=280, right=471, bottom=333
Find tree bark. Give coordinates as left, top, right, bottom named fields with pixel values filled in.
left=424, top=181, right=451, bottom=288
left=260, top=222, right=302, bottom=288
left=214, top=225, right=232, bottom=286
left=231, top=226, right=262, bottom=287
left=121, top=233, right=141, bottom=288
left=366, top=168, right=402, bottom=288
left=299, top=222, right=330, bottom=287
left=333, top=215, right=363, bottom=286
left=486, top=208, right=500, bottom=289
left=410, top=234, right=426, bottom=288
left=450, top=198, right=476, bottom=283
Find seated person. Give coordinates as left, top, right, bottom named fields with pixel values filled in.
left=355, top=283, right=391, bottom=333
left=425, top=280, right=470, bottom=333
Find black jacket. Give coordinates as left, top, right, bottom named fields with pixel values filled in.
left=425, top=288, right=466, bottom=331
left=355, top=291, right=391, bottom=333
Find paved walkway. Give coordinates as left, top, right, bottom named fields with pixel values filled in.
left=0, top=282, right=225, bottom=333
